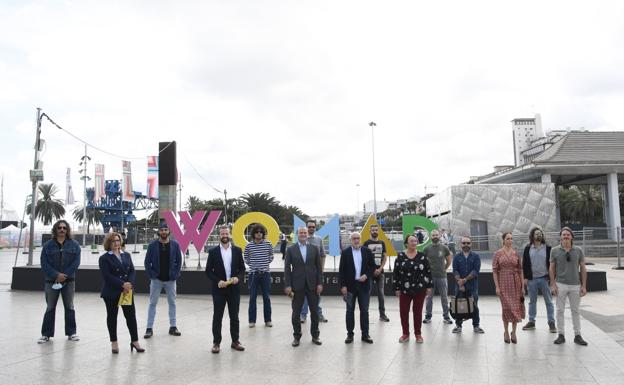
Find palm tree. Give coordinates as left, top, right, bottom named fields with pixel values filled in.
left=239, top=192, right=281, bottom=218
left=72, top=205, right=104, bottom=234
left=559, top=185, right=604, bottom=225
left=34, top=183, right=66, bottom=225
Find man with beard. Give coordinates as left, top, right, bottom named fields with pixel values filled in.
left=452, top=236, right=485, bottom=334
left=300, top=219, right=328, bottom=323
left=144, top=222, right=182, bottom=338
left=522, top=227, right=556, bottom=333
left=206, top=226, right=246, bottom=353
left=363, top=224, right=390, bottom=322
left=423, top=229, right=453, bottom=325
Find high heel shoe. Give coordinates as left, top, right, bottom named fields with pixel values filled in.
left=511, top=332, right=517, bottom=344
left=504, top=332, right=510, bottom=344
left=130, top=342, right=145, bottom=353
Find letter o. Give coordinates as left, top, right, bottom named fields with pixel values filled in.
left=232, top=212, right=280, bottom=248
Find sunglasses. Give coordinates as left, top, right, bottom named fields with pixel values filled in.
left=57, top=226, right=67, bottom=230
left=461, top=242, right=471, bottom=245
left=307, top=226, right=316, bottom=229
left=565, top=252, right=570, bottom=262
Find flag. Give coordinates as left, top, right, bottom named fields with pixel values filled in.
left=94, top=164, right=105, bottom=202
left=122, top=160, right=134, bottom=202
left=65, top=168, right=75, bottom=205
left=147, top=156, right=158, bottom=199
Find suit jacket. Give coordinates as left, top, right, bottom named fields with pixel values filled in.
left=205, top=244, right=246, bottom=292
left=98, top=251, right=136, bottom=299
left=339, top=246, right=376, bottom=292
left=284, top=243, right=323, bottom=291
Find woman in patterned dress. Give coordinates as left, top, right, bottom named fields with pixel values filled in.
left=393, top=234, right=433, bottom=343
left=493, top=232, right=525, bottom=344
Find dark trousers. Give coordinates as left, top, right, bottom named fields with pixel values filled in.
left=345, top=282, right=370, bottom=337
left=292, top=286, right=319, bottom=339
left=103, top=297, right=138, bottom=342
left=248, top=272, right=272, bottom=323
left=41, top=281, right=76, bottom=337
left=212, top=286, right=241, bottom=344
left=399, top=291, right=426, bottom=336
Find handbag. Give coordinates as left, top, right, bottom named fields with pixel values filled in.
left=449, top=291, right=474, bottom=320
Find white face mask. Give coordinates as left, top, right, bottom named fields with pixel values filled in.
left=51, top=282, right=64, bottom=290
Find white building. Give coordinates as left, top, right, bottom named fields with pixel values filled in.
left=512, top=113, right=544, bottom=166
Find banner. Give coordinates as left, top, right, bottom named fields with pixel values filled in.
left=122, top=160, right=134, bottom=202
left=147, top=156, right=158, bottom=199
left=65, top=168, right=75, bottom=205
left=94, top=164, right=105, bottom=203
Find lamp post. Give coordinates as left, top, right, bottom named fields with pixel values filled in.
left=28, top=108, right=44, bottom=266
left=369, top=122, right=378, bottom=219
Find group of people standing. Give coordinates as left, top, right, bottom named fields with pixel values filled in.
left=36, top=218, right=590, bottom=353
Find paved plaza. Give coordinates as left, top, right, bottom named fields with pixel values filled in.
left=2, top=249, right=624, bottom=384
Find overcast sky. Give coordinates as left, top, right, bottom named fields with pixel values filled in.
left=1, top=0, right=624, bottom=220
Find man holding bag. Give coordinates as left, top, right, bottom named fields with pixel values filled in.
left=451, top=236, right=485, bottom=334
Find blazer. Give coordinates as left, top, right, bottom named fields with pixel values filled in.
left=205, top=244, right=246, bottom=292
left=144, top=239, right=183, bottom=281
left=284, top=243, right=323, bottom=291
left=338, top=246, right=376, bottom=292
left=522, top=244, right=552, bottom=280
left=98, top=251, right=136, bottom=300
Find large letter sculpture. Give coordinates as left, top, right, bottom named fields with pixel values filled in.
left=360, top=214, right=398, bottom=256
left=163, top=210, right=222, bottom=254
left=293, top=214, right=340, bottom=256
left=402, top=214, right=438, bottom=251
left=232, top=212, right=280, bottom=248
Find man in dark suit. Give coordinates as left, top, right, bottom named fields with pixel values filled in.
left=339, top=231, right=376, bottom=344
left=205, top=226, right=246, bottom=354
left=284, top=226, right=323, bottom=347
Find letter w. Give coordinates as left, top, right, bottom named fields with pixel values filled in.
left=163, top=210, right=222, bottom=254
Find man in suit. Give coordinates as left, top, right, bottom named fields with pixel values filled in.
left=339, top=231, right=376, bottom=344
left=206, top=226, right=246, bottom=353
left=284, top=226, right=323, bottom=347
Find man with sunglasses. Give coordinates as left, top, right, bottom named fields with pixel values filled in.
left=244, top=223, right=274, bottom=327
left=549, top=227, right=588, bottom=346
left=451, top=236, right=485, bottom=334
left=144, top=221, right=183, bottom=338
left=300, top=219, right=328, bottom=323
left=38, top=220, right=81, bottom=344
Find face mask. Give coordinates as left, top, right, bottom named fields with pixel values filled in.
left=52, top=282, right=64, bottom=290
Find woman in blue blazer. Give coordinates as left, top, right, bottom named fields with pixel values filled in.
left=98, top=232, right=145, bottom=354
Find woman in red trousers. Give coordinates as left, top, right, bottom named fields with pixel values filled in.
left=394, top=234, right=433, bottom=343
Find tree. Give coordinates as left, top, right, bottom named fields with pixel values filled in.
left=559, top=185, right=604, bottom=225
left=34, top=183, right=66, bottom=225
left=72, top=206, right=104, bottom=234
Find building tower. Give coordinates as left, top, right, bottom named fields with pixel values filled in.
left=512, top=113, right=544, bottom=166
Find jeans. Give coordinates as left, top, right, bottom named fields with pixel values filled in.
left=345, top=282, right=370, bottom=337
left=248, top=271, right=272, bottom=323
left=212, top=285, right=240, bottom=344
left=147, top=279, right=177, bottom=328
left=455, top=289, right=480, bottom=328
left=400, top=291, right=427, bottom=336
left=292, top=286, right=320, bottom=339
left=555, top=283, right=582, bottom=335
left=301, top=295, right=323, bottom=317
left=41, top=281, right=76, bottom=337
left=527, top=276, right=555, bottom=323
left=104, top=297, right=138, bottom=342
left=370, top=273, right=386, bottom=316
left=425, top=277, right=450, bottom=319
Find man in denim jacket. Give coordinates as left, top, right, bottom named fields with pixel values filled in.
left=38, top=220, right=81, bottom=344
left=451, top=235, right=485, bottom=334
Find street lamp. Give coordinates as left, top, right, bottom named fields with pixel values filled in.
left=369, top=122, right=378, bottom=219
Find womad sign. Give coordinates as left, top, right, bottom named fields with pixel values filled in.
left=163, top=211, right=438, bottom=256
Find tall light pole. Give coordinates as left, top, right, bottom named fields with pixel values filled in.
left=28, top=108, right=44, bottom=266
left=79, top=144, right=91, bottom=246
left=369, top=122, right=378, bottom=219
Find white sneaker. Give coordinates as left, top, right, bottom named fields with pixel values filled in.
left=265, top=322, right=273, bottom=327
left=249, top=323, right=255, bottom=328
left=68, top=334, right=80, bottom=341
left=37, top=336, right=50, bottom=344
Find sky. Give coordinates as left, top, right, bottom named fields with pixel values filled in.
left=1, top=0, right=624, bottom=220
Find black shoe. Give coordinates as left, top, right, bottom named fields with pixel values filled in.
left=574, top=335, right=588, bottom=346
left=422, top=317, right=432, bottom=324
left=379, top=314, right=390, bottom=322
left=292, top=339, right=300, bottom=347
left=130, top=342, right=145, bottom=353
left=144, top=328, right=153, bottom=339
left=169, top=327, right=181, bottom=336
left=312, top=337, right=322, bottom=345
left=549, top=322, right=557, bottom=333
left=522, top=321, right=536, bottom=330
left=443, top=318, right=453, bottom=324
left=361, top=335, right=374, bottom=344
left=345, top=335, right=354, bottom=344
left=318, top=315, right=328, bottom=323
left=554, top=334, right=566, bottom=344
